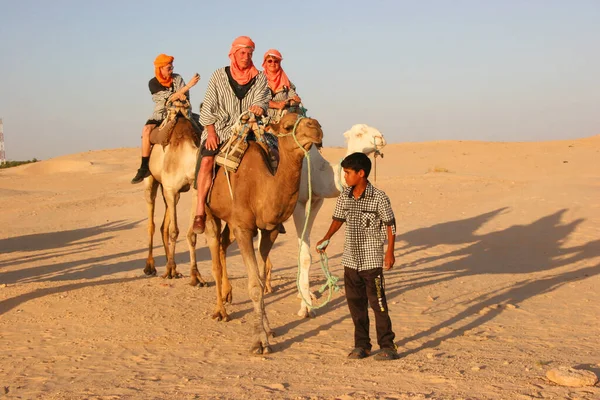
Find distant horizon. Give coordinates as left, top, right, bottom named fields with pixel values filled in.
left=2, top=133, right=599, bottom=162
left=1, top=1, right=599, bottom=160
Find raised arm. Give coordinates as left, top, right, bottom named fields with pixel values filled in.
left=174, top=73, right=200, bottom=96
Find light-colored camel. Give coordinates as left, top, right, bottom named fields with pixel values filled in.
left=204, top=112, right=323, bottom=354
left=228, top=124, right=387, bottom=315
left=143, top=112, right=208, bottom=287
left=271, top=124, right=387, bottom=318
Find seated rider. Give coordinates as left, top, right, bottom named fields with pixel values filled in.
left=131, top=54, right=200, bottom=184
left=263, top=49, right=302, bottom=123
left=192, top=36, right=270, bottom=234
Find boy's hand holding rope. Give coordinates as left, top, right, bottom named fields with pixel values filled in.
left=314, top=239, right=340, bottom=297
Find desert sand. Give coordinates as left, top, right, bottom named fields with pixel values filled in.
left=1, top=136, right=599, bottom=399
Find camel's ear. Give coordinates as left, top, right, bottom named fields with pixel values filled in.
left=343, top=129, right=352, bottom=141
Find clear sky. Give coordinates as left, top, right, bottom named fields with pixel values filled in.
left=1, top=0, right=598, bottom=160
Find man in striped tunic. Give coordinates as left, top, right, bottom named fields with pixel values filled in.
left=193, top=36, right=270, bottom=234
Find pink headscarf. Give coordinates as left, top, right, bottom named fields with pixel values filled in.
left=262, top=49, right=292, bottom=93
left=228, top=36, right=259, bottom=85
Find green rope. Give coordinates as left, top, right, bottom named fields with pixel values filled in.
left=278, top=115, right=340, bottom=310
left=315, top=240, right=340, bottom=296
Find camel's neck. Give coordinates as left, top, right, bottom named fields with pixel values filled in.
left=257, top=138, right=310, bottom=222
left=332, top=158, right=346, bottom=192
left=276, top=142, right=306, bottom=192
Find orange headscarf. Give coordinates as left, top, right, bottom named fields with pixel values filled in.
left=228, top=36, right=259, bottom=85
left=262, top=49, right=291, bottom=93
left=154, top=53, right=174, bottom=88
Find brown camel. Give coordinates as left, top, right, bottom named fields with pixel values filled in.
left=204, top=112, right=323, bottom=354
left=143, top=105, right=208, bottom=287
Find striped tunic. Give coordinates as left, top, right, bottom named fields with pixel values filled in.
left=199, top=67, right=270, bottom=143
left=266, top=83, right=299, bottom=122
left=148, top=74, right=187, bottom=122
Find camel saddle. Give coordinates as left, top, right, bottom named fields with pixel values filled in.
left=215, top=115, right=277, bottom=173
left=149, top=98, right=202, bottom=147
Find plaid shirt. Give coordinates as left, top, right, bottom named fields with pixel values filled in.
left=332, top=182, right=396, bottom=271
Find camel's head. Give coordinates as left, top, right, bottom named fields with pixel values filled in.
left=343, top=124, right=386, bottom=156
left=267, top=113, right=323, bottom=152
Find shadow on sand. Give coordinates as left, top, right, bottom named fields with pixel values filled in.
left=387, top=208, right=600, bottom=355
left=0, top=220, right=143, bottom=255
left=270, top=208, right=600, bottom=353
left=0, top=277, right=142, bottom=316
left=0, top=218, right=247, bottom=284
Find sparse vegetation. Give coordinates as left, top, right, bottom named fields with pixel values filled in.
left=0, top=158, right=39, bottom=169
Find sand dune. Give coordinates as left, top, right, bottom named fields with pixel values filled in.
left=1, top=137, right=599, bottom=399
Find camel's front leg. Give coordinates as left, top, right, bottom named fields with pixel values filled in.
left=292, top=200, right=322, bottom=318
left=235, top=227, right=272, bottom=354
left=159, top=186, right=170, bottom=257
left=144, top=177, right=159, bottom=276
left=187, top=188, right=207, bottom=287
left=162, top=190, right=182, bottom=279
left=258, top=228, right=279, bottom=338
left=219, top=223, right=235, bottom=304
left=258, top=230, right=274, bottom=295
left=206, top=213, right=229, bottom=321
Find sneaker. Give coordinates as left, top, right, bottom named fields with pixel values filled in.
left=131, top=167, right=151, bottom=184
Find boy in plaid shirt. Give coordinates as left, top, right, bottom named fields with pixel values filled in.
left=316, top=152, right=398, bottom=361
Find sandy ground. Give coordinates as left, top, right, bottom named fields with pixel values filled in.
left=1, top=136, right=599, bottom=400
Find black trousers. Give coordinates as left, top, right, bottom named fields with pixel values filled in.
left=344, top=267, right=395, bottom=350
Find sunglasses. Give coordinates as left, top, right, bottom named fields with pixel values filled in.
left=266, top=59, right=280, bottom=64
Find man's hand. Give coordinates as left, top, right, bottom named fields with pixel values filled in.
left=249, top=105, right=264, bottom=116
left=169, top=92, right=186, bottom=102
left=384, top=250, right=395, bottom=271
left=290, top=95, right=301, bottom=104
left=205, top=127, right=219, bottom=151
left=188, top=73, right=200, bottom=88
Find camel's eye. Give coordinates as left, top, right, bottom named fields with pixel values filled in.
left=283, top=123, right=294, bottom=131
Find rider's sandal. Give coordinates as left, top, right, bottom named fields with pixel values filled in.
left=347, top=348, right=371, bottom=359
left=373, top=348, right=399, bottom=361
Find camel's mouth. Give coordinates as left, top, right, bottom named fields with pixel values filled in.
left=374, top=136, right=386, bottom=150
